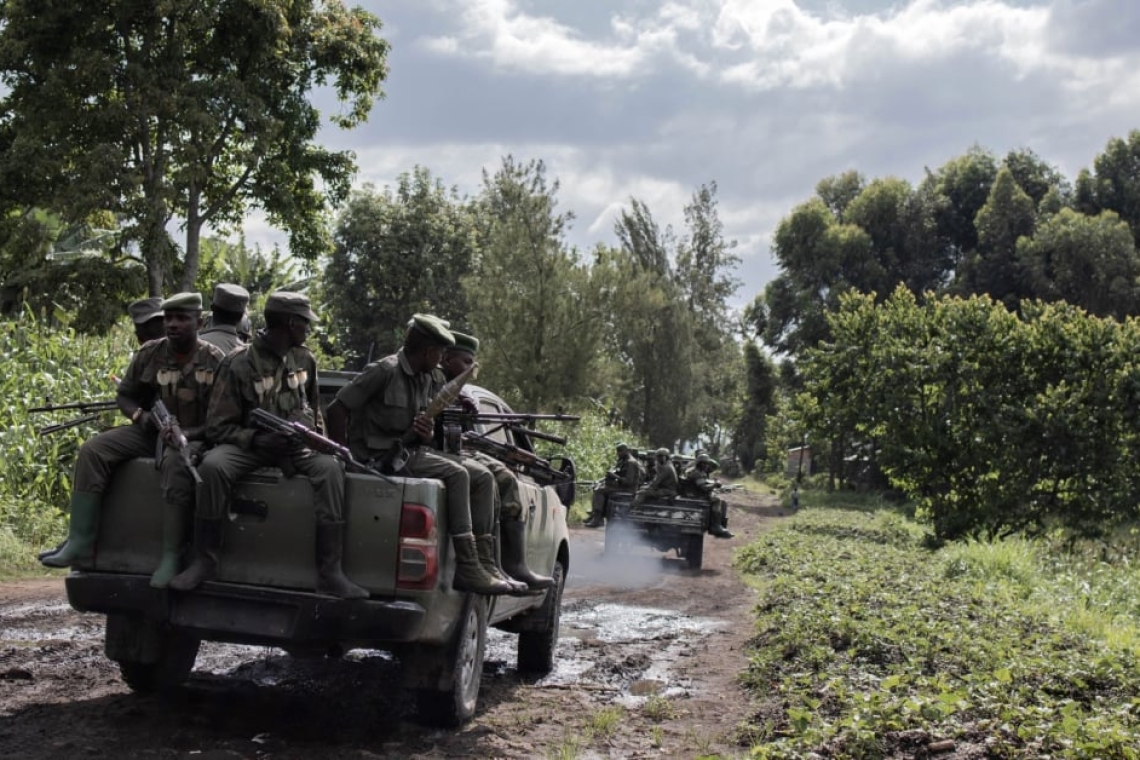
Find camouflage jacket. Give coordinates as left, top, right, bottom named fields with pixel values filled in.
left=199, top=324, right=245, bottom=356
left=334, top=348, right=444, bottom=460
left=608, top=454, right=642, bottom=490
left=645, top=460, right=678, bottom=495
left=206, top=331, right=322, bottom=449
left=680, top=465, right=717, bottom=497
left=117, top=338, right=225, bottom=441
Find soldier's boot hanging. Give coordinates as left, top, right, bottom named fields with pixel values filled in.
left=582, top=491, right=606, bottom=528
left=149, top=501, right=189, bottom=588
left=709, top=503, right=734, bottom=539
left=40, top=492, right=102, bottom=568
left=169, top=517, right=225, bottom=591
left=315, top=521, right=368, bottom=599
left=451, top=532, right=512, bottom=595
left=500, top=519, right=555, bottom=590
left=476, top=533, right=529, bottom=595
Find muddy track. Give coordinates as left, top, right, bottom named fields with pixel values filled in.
left=0, top=491, right=785, bottom=759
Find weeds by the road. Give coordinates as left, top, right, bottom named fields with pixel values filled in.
left=737, top=503, right=1140, bottom=757
left=643, top=694, right=677, bottom=721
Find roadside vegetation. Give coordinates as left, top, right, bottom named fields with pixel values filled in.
left=737, top=492, right=1140, bottom=758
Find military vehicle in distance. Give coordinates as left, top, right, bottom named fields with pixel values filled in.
left=64, top=373, right=572, bottom=727
left=602, top=490, right=710, bottom=570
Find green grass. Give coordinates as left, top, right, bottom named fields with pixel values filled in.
left=736, top=502, right=1140, bottom=758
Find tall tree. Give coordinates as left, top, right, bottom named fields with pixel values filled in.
left=919, top=146, right=999, bottom=273
left=0, top=0, right=389, bottom=294
left=322, top=169, right=478, bottom=366
left=1075, top=130, right=1140, bottom=245
left=466, top=156, right=601, bottom=410
left=733, top=341, right=776, bottom=473
left=961, top=166, right=1037, bottom=306
left=1017, top=208, right=1140, bottom=319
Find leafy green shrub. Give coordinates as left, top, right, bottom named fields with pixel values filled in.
left=0, top=310, right=132, bottom=545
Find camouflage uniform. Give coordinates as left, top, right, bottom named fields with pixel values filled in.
left=680, top=458, right=733, bottom=538
left=195, top=333, right=343, bottom=521
left=585, top=446, right=641, bottom=527
left=334, top=348, right=494, bottom=536
left=633, top=452, right=678, bottom=505
left=72, top=338, right=222, bottom=503
left=198, top=323, right=244, bottom=355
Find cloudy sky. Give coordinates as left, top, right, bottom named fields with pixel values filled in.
left=278, top=0, right=1140, bottom=307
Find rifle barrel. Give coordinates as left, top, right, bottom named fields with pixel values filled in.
left=505, top=424, right=567, bottom=446
left=30, top=399, right=118, bottom=413
left=465, top=412, right=581, bottom=422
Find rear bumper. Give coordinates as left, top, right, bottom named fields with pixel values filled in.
left=66, top=572, right=426, bottom=646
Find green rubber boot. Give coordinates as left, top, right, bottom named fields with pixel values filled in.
left=149, top=501, right=188, bottom=589
left=41, top=492, right=102, bottom=568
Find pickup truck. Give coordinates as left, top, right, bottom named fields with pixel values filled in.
left=603, top=491, right=709, bottom=570
left=63, top=374, right=572, bottom=726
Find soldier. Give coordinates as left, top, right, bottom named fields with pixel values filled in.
left=440, top=332, right=552, bottom=591
left=199, top=283, right=250, bottom=354
left=128, top=296, right=166, bottom=344
left=583, top=442, right=641, bottom=528
left=41, top=293, right=225, bottom=589
left=681, top=453, right=734, bottom=539
left=170, top=291, right=367, bottom=599
left=633, top=447, right=678, bottom=505
left=325, top=315, right=514, bottom=596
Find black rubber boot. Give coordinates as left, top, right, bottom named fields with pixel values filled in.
left=451, top=532, right=512, bottom=595
left=500, top=519, right=555, bottom=590
left=709, top=503, right=733, bottom=539
left=583, top=491, right=606, bottom=528
left=169, top=517, right=224, bottom=591
left=315, top=522, right=368, bottom=599
left=476, top=534, right=529, bottom=595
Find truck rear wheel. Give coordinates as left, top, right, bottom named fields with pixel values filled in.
left=415, top=595, right=488, bottom=727
left=517, top=560, right=565, bottom=674
left=684, top=535, right=704, bottom=570
left=106, top=614, right=200, bottom=693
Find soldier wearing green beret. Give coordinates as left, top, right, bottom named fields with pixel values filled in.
left=200, top=283, right=251, bottom=355
left=326, top=316, right=516, bottom=596
left=128, top=296, right=166, bottom=344
left=584, top=442, right=643, bottom=528
left=439, top=333, right=552, bottom=592
left=681, top=453, right=733, bottom=538
left=42, top=293, right=226, bottom=587
left=170, top=291, right=367, bottom=599
left=632, top=447, right=679, bottom=506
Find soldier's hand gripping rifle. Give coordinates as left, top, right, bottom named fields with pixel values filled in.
left=248, top=408, right=389, bottom=480
left=31, top=399, right=119, bottom=436
left=386, top=362, right=480, bottom=473
left=152, top=400, right=203, bottom=485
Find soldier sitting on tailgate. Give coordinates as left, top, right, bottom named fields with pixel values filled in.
left=584, top=442, right=641, bottom=528
left=680, top=453, right=733, bottom=539
left=632, top=447, right=678, bottom=506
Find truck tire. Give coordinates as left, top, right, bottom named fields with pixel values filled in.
left=415, top=595, right=488, bottom=727
left=517, top=560, right=565, bottom=674
left=684, top=535, right=704, bottom=570
left=108, top=615, right=200, bottom=694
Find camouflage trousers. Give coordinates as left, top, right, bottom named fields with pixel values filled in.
left=195, top=443, right=343, bottom=522
left=72, top=423, right=200, bottom=507
left=632, top=487, right=676, bottom=506
left=471, top=452, right=523, bottom=521
left=405, top=448, right=495, bottom=536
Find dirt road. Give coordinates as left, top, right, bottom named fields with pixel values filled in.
left=0, top=491, right=784, bottom=759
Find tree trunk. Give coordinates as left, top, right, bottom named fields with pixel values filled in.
left=182, top=189, right=202, bottom=293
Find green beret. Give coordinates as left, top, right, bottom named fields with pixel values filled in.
left=449, top=331, right=479, bottom=355
left=615, top=442, right=629, bottom=451
left=211, top=283, right=250, bottom=313
left=410, top=313, right=455, bottom=346
left=696, top=453, right=711, bottom=464
left=265, top=290, right=318, bottom=322
left=160, top=292, right=203, bottom=312
left=655, top=447, right=671, bottom=457
left=127, top=297, right=163, bottom=325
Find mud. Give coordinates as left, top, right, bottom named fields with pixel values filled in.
left=0, top=490, right=786, bottom=758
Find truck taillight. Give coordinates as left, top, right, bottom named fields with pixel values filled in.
left=397, top=503, right=438, bottom=589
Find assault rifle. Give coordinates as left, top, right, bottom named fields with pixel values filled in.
left=387, top=362, right=479, bottom=473
left=461, top=430, right=571, bottom=485
left=452, top=411, right=580, bottom=448
left=249, top=408, right=388, bottom=480
left=31, top=399, right=119, bottom=436
left=152, top=400, right=203, bottom=485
